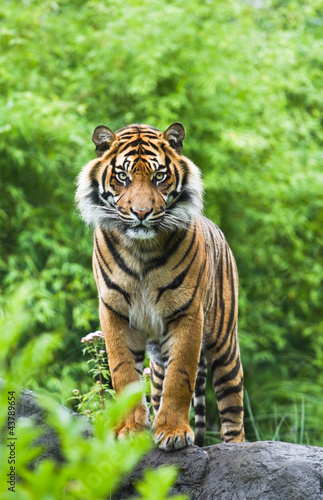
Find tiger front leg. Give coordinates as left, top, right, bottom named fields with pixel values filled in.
left=153, top=313, right=203, bottom=451
left=99, top=302, right=149, bottom=438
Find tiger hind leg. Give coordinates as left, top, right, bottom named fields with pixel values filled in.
left=208, top=323, right=245, bottom=443
left=193, top=351, right=207, bottom=447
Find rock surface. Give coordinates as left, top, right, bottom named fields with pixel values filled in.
left=113, top=441, right=323, bottom=500
left=15, top=387, right=88, bottom=464
left=15, top=388, right=65, bottom=464
left=15, top=389, right=323, bottom=499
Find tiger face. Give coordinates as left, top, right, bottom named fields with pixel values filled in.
left=76, top=123, right=203, bottom=241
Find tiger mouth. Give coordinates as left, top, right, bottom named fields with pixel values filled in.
left=126, top=226, right=157, bottom=240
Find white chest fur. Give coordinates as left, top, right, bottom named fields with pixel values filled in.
left=129, top=285, right=164, bottom=339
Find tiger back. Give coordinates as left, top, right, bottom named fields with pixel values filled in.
left=76, top=122, right=245, bottom=450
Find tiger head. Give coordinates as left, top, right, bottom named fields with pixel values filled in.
left=76, top=123, right=203, bottom=240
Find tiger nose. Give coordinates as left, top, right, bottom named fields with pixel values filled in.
left=131, top=207, right=152, bottom=220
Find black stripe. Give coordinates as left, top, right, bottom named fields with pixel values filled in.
left=195, top=422, right=206, bottom=428
left=94, top=235, right=112, bottom=273
left=101, top=230, right=140, bottom=280
left=226, top=244, right=231, bottom=278
left=179, top=369, right=193, bottom=394
left=170, top=188, right=191, bottom=206
left=206, top=258, right=225, bottom=351
left=216, top=382, right=243, bottom=402
left=173, top=162, right=179, bottom=187
left=119, top=138, right=151, bottom=153
left=157, top=244, right=198, bottom=301
left=160, top=336, right=171, bottom=348
left=113, top=361, right=125, bottom=374
left=160, top=355, right=169, bottom=365
left=194, top=387, right=205, bottom=398
left=139, top=148, right=158, bottom=157
left=89, top=160, right=101, bottom=186
left=221, top=417, right=236, bottom=424
left=118, top=139, right=141, bottom=152
left=221, top=417, right=237, bottom=424
left=117, top=133, right=134, bottom=139
left=151, top=395, right=161, bottom=401
left=216, top=263, right=236, bottom=353
left=129, top=348, right=145, bottom=355
left=210, top=326, right=237, bottom=373
left=195, top=375, right=206, bottom=387
left=213, top=357, right=241, bottom=388
left=166, top=260, right=206, bottom=321
left=151, top=380, right=162, bottom=390
left=148, top=141, right=159, bottom=151
left=207, top=264, right=235, bottom=352
left=180, top=160, right=188, bottom=186
left=96, top=252, right=131, bottom=305
left=173, top=230, right=196, bottom=270
left=198, top=352, right=207, bottom=367
left=194, top=404, right=206, bottom=415
left=152, top=366, right=164, bottom=380
left=129, top=349, right=145, bottom=362
left=101, top=165, right=109, bottom=190
left=123, top=148, right=138, bottom=157
left=224, top=427, right=244, bottom=437
left=166, top=313, right=187, bottom=327
left=101, top=297, right=129, bottom=322
left=219, top=405, right=244, bottom=416
left=143, top=229, right=188, bottom=276
left=194, top=433, right=205, bottom=447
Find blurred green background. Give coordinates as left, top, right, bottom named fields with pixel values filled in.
left=1, top=0, right=322, bottom=445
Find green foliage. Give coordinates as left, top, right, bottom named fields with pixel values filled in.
left=0, top=291, right=186, bottom=500
left=0, top=386, right=153, bottom=500
left=1, top=0, right=322, bottom=445
left=131, top=467, right=187, bottom=500
left=69, top=331, right=115, bottom=416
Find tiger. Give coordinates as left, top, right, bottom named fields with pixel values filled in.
left=76, top=122, right=245, bottom=450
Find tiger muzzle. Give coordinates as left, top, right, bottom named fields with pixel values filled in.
left=130, top=207, right=153, bottom=221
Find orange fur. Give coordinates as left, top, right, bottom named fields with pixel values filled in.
left=76, top=123, right=244, bottom=449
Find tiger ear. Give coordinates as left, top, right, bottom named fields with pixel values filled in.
left=163, top=122, right=185, bottom=153
left=92, top=126, right=116, bottom=156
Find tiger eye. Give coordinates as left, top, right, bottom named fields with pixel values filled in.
left=117, top=172, right=128, bottom=181
left=155, top=171, right=166, bottom=181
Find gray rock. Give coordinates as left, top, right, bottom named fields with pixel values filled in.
left=113, top=441, right=323, bottom=500
left=14, top=388, right=323, bottom=499
left=15, top=387, right=88, bottom=465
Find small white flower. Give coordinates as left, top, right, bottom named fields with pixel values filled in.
left=81, top=330, right=104, bottom=343
left=143, top=367, right=151, bottom=376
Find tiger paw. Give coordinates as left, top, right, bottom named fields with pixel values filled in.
left=117, top=422, right=149, bottom=440
left=153, top=424, right=194, bottom=451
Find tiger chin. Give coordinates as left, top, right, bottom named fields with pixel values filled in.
left=76, top=122, right=245, bottom=450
